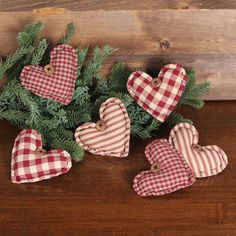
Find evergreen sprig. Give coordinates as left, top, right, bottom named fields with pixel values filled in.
left=0, top=21, right=210, bottom=161
left=31, top=39, right=49, bottom=65
left=59, top=23, right=77, bottom=44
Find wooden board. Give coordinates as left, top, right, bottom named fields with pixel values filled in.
left=1, top=0, right=236, bottom=11
left=0, top=101, right=236, bottom=235
left=0, top=9, right=236, bottom=99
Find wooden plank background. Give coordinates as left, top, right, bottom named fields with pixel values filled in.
left=0, top=2, right=236, bottom=99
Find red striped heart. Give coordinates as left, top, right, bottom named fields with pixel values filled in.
left=74, top=98, right=130, bottom=157
left=133, top=139, right=196, bottom=197
left=11, top=129, right=72, bottom=184
left=169, top=123, right=228, bottom=178
left=20, top=44, right=78, bottom=105
left=127, top=64, right=187, bottom=122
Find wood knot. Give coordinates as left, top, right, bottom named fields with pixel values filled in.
left=182, top=5, right=189, bottom=9
left=159, top=40, right=170, bottom=50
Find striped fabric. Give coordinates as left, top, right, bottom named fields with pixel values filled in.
left=169, top=123, right=228, bottom=178
left=11, top=129, right=72, bottom=184
left=20, top=44, right=78, bottom=105
left=127, top=64, right=187, bottom=122
left=133, top=139, right=196, bottom=197
left=75, top=98, right=130, bottom=157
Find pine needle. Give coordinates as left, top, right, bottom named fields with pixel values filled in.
left=59, top=23, right=76, bottom=44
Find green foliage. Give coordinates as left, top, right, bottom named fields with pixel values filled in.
left=17, top=21, right=44, bottom=47
left=0, top=46, right=33, bottom=80
left=82, top=45, right=117, bottom=85
left=59, top=23, right=76, bottom=44
left=0, top=21, right=210, bottom=161
left=31, top=39, right=49, bottom=65
left=166, top=111, right=193, bottom=126
left=180, top=69, right=210, bottom=109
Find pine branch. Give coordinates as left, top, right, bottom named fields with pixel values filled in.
left=0, top=80, right=40, bottom=124
left=17, top=21, right=44, bottom=47
left=59, top=23, right=76, bottom=44
left=166, top=110, right=193, bottom=126
left=82, top=45, right=117, bottom=85
left=50, top=136, right=84, bottom=161
left=179, top=98, right=205, bottom=109
left=0, top=110, right=29, bottom=127
left=0, top=46, right=33, bottom=80
left=64, top=104, right=91, bottom=129
left=31, top=39, right=49, bottom=65
left=108, top=62, right=128, bottom=92
left=131, top=119, right=160, bottom=139
left=109, top=92, right=134, bottom=108
left=76, top=46, right=89, bottom=81
left=73, top=86, right=90, bottom=104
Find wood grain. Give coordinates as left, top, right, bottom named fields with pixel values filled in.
left=0, top=10, right=236, bottom=99
left=1, top=0, right=236, bottom=11
left=0, top=101, right=235, bottom=235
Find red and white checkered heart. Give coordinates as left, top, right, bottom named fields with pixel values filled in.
left=11, top=129, right=72, bottom=184
left=169, top=123, right=228, bottom=178
left=75, top=98, right=130, bottom=157
left=20, top=44, right=78, bottom=105
left=127, top=64, right=187, bottom=122
left=133, top=139, right=196, bottom=197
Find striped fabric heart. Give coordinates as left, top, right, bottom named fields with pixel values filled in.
left=20, top=44, right=78, bottom=105
left=11, top=129, right=72, bottom=184
left=133, top=139, right=196, bottom=197
left=75, top=98, right=130, bottom=157
left=169, top=123, right=228, bottom=178
left=127, top=64, right=187, bottom=122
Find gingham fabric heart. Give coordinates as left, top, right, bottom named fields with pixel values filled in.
left=133, top=139, right=196, bottom=197
left=20, top=44, right=78, bottom=105
left=11, top=129, right=72, bottom=184
left=169, top=123, right=228, bottom=178
left=75, top=98, right=130, bottom=157
left=127, top=64, right=187, bottom=122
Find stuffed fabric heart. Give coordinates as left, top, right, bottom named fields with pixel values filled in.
left=20, top=44, right=78, bottom=105
left=11, top=129, right=72, bottom=184
left=75, top=98, right=130, bottom=157
left=127, top=64, right=187, bottom=122
left=169, top=123, right=228, bottom=178
left=133, top=139, right=196, bottom=197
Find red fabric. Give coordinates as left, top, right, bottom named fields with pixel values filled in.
left=11, top=129, right=72, bottom=184
left=133, top=139, right=196, bottom=197
left=20, top=44, right=78, bottom=105
left=75, top=98, right=130, bottom=157
left=169, top=123, right=228, bottom=178
left=127, top=64, right=187, bottom=122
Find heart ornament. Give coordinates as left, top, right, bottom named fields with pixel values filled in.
left=75, top=98, right=130, bottom=157
left=127, top=64, right=187, bottom=122
left=20, top=44, right=78, bottom=105
left=169, top=123, right=228, bottom=178
left=11, top=129, right=72, bottom=184
left=133, top=139, right=196, bottom=197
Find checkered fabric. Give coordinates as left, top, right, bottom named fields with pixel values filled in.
left=20, top=44, right=78, bottom=105
left=169, top=123, right=228, bottom=178
left=75, top=98, right=130, bottom=157
left=11, top=129, right=72, bottom=184
left=133, top=139, right=196, bottom=197
left=127, top=64, right=187, bottom=122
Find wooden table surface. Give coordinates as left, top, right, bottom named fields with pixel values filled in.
left=0, top=101, right=235, bottom=235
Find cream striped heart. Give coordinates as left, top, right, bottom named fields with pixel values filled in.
left=75, top=98, right=130, bottom=157
left=169, top=123, right=228, bottom=178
